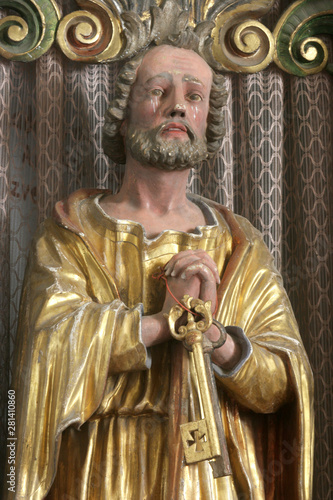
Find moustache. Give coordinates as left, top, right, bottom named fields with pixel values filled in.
left=157, top=120, right=196, bottom=141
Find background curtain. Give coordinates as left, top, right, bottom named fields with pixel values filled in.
left=0, top=0, right=332, bottom=497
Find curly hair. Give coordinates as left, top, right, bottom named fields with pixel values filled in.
left=102, top=32, right=228, bottom=165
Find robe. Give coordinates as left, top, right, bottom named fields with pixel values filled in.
left=8, top=189, right=313, bottom=499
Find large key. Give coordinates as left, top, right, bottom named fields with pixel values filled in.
left=165, top=295, right=232, bottom=478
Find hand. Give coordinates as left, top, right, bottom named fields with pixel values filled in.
left=162, top=250, right=241, bottom=370
left=163, top=249, right=220, bottom=314
left=142, top=250, right=220, bottom=348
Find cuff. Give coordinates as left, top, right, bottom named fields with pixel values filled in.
left=212, top=326, right=252, bottom=378
left=109, top=302, right=152, bottom=373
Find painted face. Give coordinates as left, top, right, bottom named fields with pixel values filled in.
left=125, top=45, right=213, bottom=143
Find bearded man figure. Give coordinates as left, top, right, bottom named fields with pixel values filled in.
left=9, top=30, right=313, bottom=500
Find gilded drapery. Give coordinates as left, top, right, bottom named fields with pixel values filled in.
left=0, top=0, right=332, bottom=497
left=6, top=191, right=313, bottom=498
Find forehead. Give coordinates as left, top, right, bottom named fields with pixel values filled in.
left=135, top=46, right=212, bottom=87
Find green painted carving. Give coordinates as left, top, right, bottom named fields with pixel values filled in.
left=274, top=0, right=333, bottom=76
left=0, top=0, right=60, bottom=61
left=0, top=0, right=332, bottom=75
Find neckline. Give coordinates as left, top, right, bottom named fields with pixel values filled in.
left=92, top=192, right=218, bottom=243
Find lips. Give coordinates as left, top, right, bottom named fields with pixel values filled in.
left=161, top=122, right=188, bottom=134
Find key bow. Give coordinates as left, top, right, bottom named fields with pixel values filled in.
left=166, top=295, right=227, bottom=352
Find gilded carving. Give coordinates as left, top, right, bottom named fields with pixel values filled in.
left=56, top=0, right=123, bottom=62
left=0, top=0, right=332, bottom=75
left=0, top=0, right=60, bottom=61
left=273, top=0, right=333, bottom=76
left=210, top=0, right=275, bottom=72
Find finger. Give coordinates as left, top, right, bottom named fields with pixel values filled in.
left=176, top=258, right=219, bottom=284
left=168, top=255, right=206, bottom=277
left=162, top=274, right=201, bottom=311
left=180, top=262, right=217, bottom=283
left=164, top=250, right=197, bottom=274
left=200, top=280, right=218, bottom=312
left=165, top=251, right=219, bottom=283
left=168, top=257, right=219, bottom=284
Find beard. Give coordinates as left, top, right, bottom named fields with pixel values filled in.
left=125, top=122, right=208, bottom=171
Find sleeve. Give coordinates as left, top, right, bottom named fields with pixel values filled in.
left=11, top=219, right=149, bottom=499
left=212, top=210, right=313, bottom=500
left=214, top=214, right=313, bottom=414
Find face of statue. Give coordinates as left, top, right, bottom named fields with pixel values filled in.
left=122, top=45, right=213, bottom=170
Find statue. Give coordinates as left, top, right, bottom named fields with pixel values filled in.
left=7, top=11, right=313, bottom=500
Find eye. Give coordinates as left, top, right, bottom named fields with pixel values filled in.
left=187, top=93, right=203, bottom=102
left=150, top=88, right=164, bottom=97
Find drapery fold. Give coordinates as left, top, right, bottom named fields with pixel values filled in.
left=7, top=190, right=313, bottom=499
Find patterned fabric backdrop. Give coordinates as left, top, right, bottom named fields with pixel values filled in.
left=0, top=0, right=332, bottom=497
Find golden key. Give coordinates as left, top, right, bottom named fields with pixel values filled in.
left=165, top=295, right=232, bottom=478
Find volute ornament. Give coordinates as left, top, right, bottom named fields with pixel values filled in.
left=0, top=0, right=332, bottom=74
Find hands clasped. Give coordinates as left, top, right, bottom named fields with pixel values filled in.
left=161, top=249, right=220, bottom=318
left=143, top=249, right=241, bottom=369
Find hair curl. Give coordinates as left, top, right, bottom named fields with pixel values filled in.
left=103, top=32, right=228, bottom=165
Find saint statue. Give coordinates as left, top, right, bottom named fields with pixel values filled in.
left=8, top=12, right=313, bottom=500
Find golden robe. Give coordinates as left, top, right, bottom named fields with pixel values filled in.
left=10, top=189, right=313, bottom=499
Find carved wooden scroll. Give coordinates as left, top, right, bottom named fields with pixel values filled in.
left=0, top=0, right=332, bottom=75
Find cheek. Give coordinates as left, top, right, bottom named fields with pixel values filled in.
left=130, top=98, right=161, bottom=127
left=190, top=104, right=209, bottom=134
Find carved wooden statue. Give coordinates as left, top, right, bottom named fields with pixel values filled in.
left=2, top=1, right=317, bottom=499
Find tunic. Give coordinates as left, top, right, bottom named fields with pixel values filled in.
left=9, top=189, right=313, bottom=499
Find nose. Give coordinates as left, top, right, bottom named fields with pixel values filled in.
left=166, top=86, right=187, bottom=118
left=170, top=103, right=186, bottom=118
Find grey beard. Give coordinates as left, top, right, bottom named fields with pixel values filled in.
left=125, top=123, right=208, bottom=171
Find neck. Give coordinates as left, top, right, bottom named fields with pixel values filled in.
left=116, top=155, right=191, bottom=215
